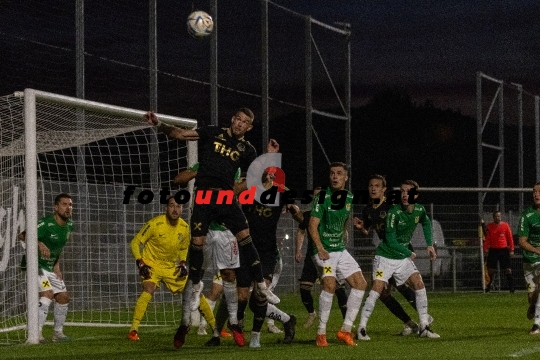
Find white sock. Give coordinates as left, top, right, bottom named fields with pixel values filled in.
left=223, top=281, right=238, bottom=324
left=53, top=302, right=69, bottom=333
left=359, top=290, right=379, bottom=329
left=38, top=297, right=52, bottom=333
left=415, top=288, right=429, bottom=327
left=267, top=319, right=275, bottom=326
left=534, top=293, right=540, bottom=326
left=341, top=288, right=365, bottom=331
left=317, top=290, right=333, bottom=335
left=266, top=303, right=290, bottom=323
left=181, top=281, right=192, bottom=325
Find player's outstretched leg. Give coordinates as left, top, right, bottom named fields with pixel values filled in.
left=300, top=283, right=317, bottom=328
left=336, top=288, right=364, bottom=346
left=52, top=301, right=70, bottom=342
left=335, top=284, right=348, bottom=319
left=416, top=288, right=440, bottom=339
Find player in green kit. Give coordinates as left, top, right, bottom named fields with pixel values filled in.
left=18, top=193, right=73, bottom=343
left=309, top=162, right=367, bottom=347
left=357, top=180, right=440, bottom=340
left=517, top=182, right=540, bottom=335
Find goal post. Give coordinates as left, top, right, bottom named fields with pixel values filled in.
left=0, top=89, right=197, bottom=344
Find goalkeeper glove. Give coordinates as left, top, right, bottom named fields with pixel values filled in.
left=136, top=259, right=151, bottom=279
left=175, top=261, right=188, bottom=280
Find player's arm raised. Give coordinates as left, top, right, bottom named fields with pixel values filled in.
left=144, top=111, right=199, bottom=141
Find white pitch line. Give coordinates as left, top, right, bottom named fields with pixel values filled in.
left=509, top=345, right=540, bottom=358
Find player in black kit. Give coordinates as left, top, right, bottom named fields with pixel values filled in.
left=234, top=170, right=300, bottom=347
left=353, top=174, right=431, bottom=335
left=145, top=109, right=279, bottom=345
left=295, top=187, right=349, bottom=328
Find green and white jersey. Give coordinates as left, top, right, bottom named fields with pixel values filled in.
left=37, top=215, right=73, bottom=272
left=377, top=204, right=432, bottom=260
left=310, top=187, right=353, bottom=254
left=518, top=206, right=540, bottom=264
left=209, top=221, right=228, bottom=231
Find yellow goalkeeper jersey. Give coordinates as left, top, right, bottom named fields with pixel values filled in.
left=130, top=214, right=190, bottom=270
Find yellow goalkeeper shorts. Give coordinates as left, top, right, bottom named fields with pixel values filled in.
left=143, top=265, right=187, bottom=295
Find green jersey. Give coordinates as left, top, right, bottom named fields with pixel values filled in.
left=517, top=206, right=540, bottom=264
left=37, top=215, right=73, bottom=272
left=377, top=204, right=432, bottom=259
left=310, top=187, right=353, bottom=254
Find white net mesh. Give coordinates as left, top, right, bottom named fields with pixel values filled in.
left=0, top=92, right=195, bottom=344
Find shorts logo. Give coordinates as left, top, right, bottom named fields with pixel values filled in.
left=193, top=222, right=202, bottom=231
left=214, top=273, right=222, bottom=281
left=375, top=270, right=384, bottom=278
left=527, top=283, right=533, bottom=291
left=324, top=266, right=332, bottom=274
left=42, top=280, right=51, bottom=289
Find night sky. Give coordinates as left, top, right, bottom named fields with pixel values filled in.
left=279, top=0, right=540, bottom=117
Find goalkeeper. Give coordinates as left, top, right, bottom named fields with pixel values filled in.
left=128, top=196, right=215, bottom=348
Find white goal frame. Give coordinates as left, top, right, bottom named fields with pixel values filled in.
left=22, top=89, right=197, bottom=344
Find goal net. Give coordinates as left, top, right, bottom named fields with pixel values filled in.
left=0, top=89, right=197, bottom=344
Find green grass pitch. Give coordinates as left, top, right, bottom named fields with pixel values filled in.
left=2, top=292, right=540, bottom=359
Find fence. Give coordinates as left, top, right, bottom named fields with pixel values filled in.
left=268, top=203, right=527, bottom=295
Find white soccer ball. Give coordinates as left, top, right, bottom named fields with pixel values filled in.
left=187, top=11, right=213, bottom=38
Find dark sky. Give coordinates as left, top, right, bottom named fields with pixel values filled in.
left=278, top=0, right=540, bottom=117
left=1, top=0, right=540, bottom=121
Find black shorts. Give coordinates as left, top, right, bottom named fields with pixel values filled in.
left=299, top=253, right=318, bottom=283
left=190, top=190, right=249, bottom=237
left=236, top=249, right=278, bottom=288
left=487, top=248, right=511, bottom=270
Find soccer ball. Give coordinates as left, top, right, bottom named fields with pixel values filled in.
left=187, top=11, right=213, bottom=38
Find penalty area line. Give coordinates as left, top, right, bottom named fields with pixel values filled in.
left=509, top=345, right=540, bottom=358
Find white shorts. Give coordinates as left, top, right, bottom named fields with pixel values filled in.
left=372, top=255, right=419, bottom=286
left=38, top=268, right=67, bottom=294
left=524, top=261, right=540, bottom=293
left=312, top=249, right=361, bottom=284
left=205, top=229, right=240, bottom=270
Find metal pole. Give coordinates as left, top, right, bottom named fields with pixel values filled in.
left=344, top=23, right=351, bottom=190
left=261, top=0, right=269, bottom=146
left=517, top=84, right=524, bottom=209
left=499, top=83, right=505, bottom=212
left=305, top=16, right=312, bottom=190
left=536, top=96, right=540, bottom=181
left=476, top=72, right=486, bottom=291
left=210, top=0, right=218, bottom=126
left=75, top=0, right=89, bottom=306
left=149, top=0, right=159, bottom=201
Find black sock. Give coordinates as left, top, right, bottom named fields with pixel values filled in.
left=398, top=285, right=417, bottom=310
left=249, top=292, right=267, bottom=333
left=335, top=286, right=348, bottom=319
left=300, top=284, right=314, bottom=313
left=507, top=273, right=514, bottom=292
left=188, top=243, right=204, bottom=284
left=238, top=236, right=264, bottom=283
left=215, top=295, right=229, bottom=332
left=380, top=294, right=412, bottom=324
left=237, top=299, right=248, bottom=325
